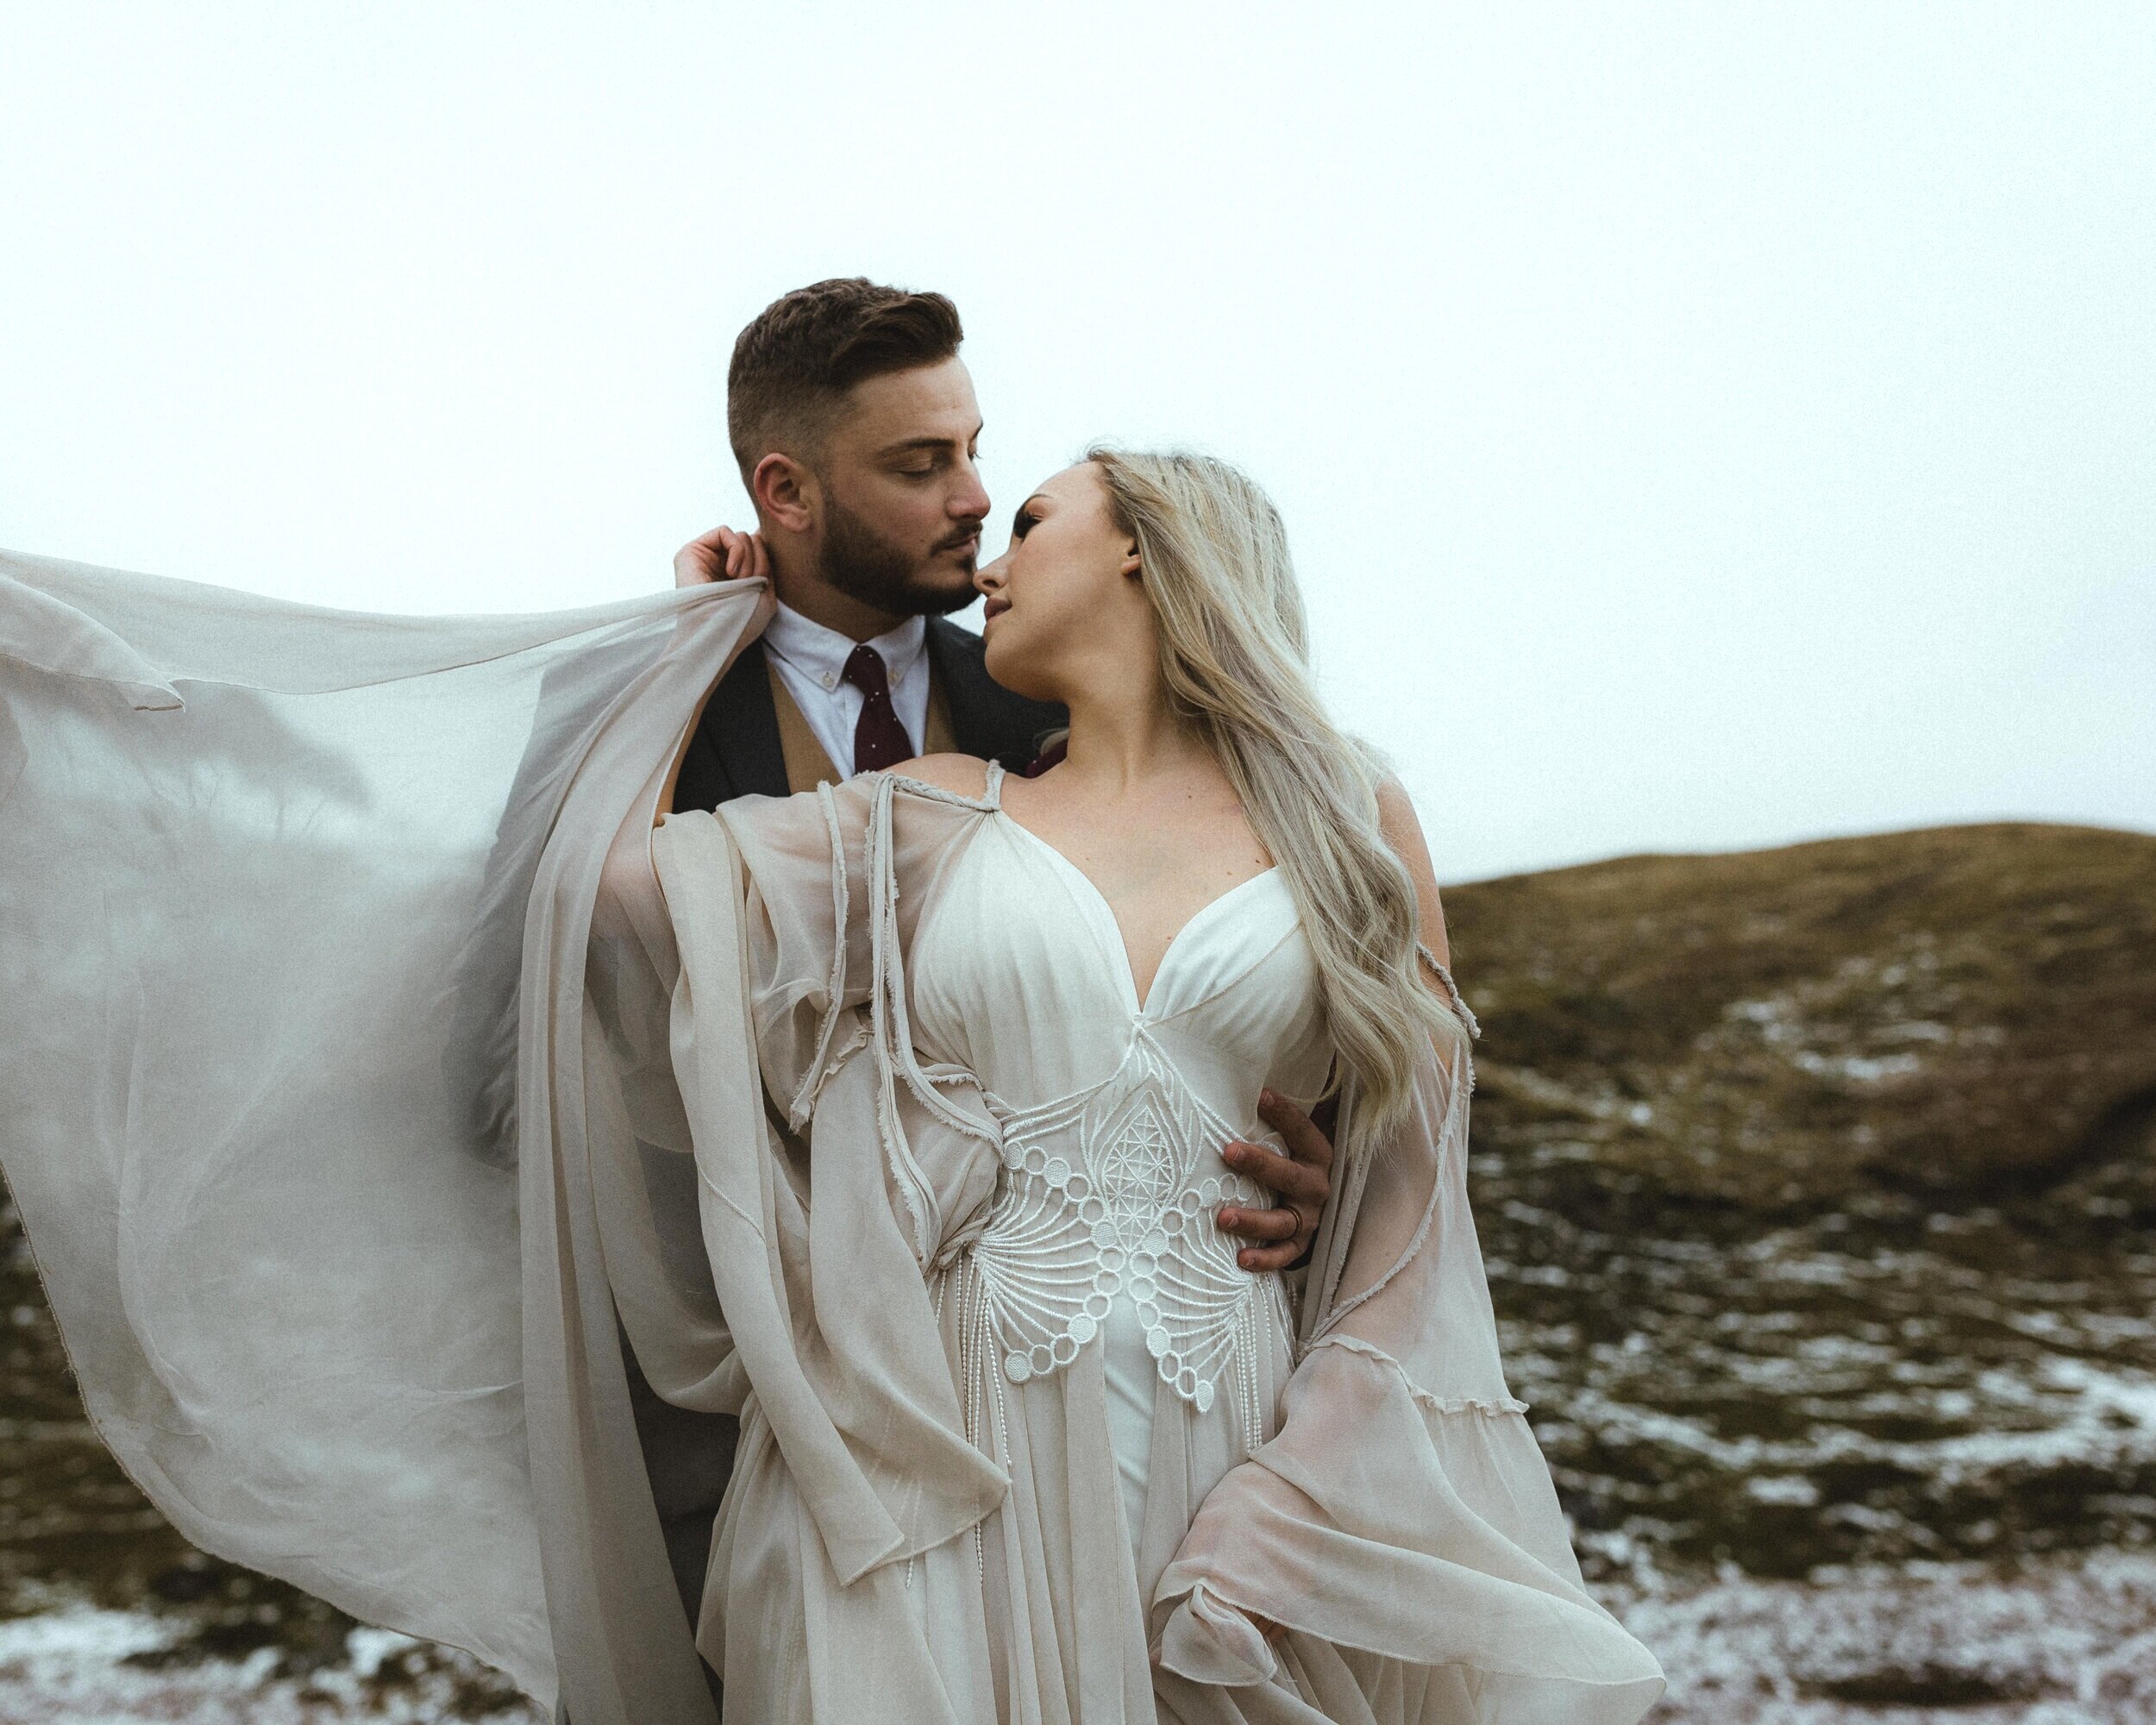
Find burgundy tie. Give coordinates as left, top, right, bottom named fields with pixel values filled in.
left=842, top=643, right=914, bottom=773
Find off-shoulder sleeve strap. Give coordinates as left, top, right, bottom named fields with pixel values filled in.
left=1413, top=942, right=1479, bottom=1098
left=1415, top=941, right=1481, bottom=1038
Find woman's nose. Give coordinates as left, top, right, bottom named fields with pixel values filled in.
left=975, top=552, right=1007, bottom=595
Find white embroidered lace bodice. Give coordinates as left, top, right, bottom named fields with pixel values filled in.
left=904, top=763, right=1333, bottom=1533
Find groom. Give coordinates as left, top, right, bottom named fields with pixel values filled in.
left=641, top=277, right=1341, bottom=1671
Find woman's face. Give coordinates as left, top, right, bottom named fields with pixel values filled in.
left=975, top=461, right=1148, bottom=703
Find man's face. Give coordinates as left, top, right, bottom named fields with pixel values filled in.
left=810, top=356, right=988, bottom=618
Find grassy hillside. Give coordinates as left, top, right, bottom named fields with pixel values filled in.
left=1453, top=820, right=2156, bottom=1215
left=1449, top=820, right=2156, bottom=1584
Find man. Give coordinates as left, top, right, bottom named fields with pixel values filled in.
left=639, top=278, right=1339, bottom=1689
left=667, top=280, right=1045, bottom=803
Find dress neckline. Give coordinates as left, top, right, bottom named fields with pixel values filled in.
left=991, top=807, right=1284, bottom=1018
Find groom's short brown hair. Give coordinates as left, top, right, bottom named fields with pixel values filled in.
left=727, top=278, right=964, bottom=483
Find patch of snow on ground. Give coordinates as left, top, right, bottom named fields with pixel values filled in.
left=1618, top=1550, right=2156, bottom=1722
left=0, top=1605, right=540, bottom=1723
left=3, top=1554, right=2155, bottom=1722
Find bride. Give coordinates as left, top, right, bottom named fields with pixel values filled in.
left=0, top=440, right=1664, bottom=1722
left=631, top=448, right=1667, bottom=1722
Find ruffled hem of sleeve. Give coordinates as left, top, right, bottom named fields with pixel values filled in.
left=1151, top=1337, right=1665, bottom=1716
left=1155, top=1578, right=1280, bottom=1686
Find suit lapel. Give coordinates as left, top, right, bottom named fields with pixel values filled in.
left=674, top=637, right=790, bottom=810
left=925, top=618, right=1000, bottom=756
left=676, top=619, right=1065, bottom=810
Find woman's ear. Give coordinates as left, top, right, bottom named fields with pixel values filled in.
left=751, top=453, right=818, bottom=536
left=1120, top=541, right=1143, bottom=580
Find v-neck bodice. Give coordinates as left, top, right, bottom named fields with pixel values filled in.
left=992, top=812, right=1284, bottom=1019
left=905, top=764, right=1332, bottom=1114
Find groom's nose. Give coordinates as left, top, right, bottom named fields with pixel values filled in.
left=948, top=456, right=990, bottom=524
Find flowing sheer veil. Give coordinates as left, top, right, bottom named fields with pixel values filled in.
left=0, top=548, right=769, bottom=1718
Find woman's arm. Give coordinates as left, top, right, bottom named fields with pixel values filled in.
left=1376, top=776, right=1451, bottom=971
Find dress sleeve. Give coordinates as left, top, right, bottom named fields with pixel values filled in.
left=653, top=781, right=1008, bottom=1590
left=1150, top=995, right=1668, bottom=1721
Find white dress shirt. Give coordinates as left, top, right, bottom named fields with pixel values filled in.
left=760, top=600, right=931, bottom=776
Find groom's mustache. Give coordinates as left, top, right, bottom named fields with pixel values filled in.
left=935, top=522, right=985, bottom=556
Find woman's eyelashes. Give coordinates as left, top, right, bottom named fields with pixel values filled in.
left=1012, top=505, right=1040, bottom=541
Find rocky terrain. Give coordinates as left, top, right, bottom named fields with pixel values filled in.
left=3, top=819, right=2153, bottom=1721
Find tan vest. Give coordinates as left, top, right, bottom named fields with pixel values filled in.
left=767, top=655, right=959, bottom=794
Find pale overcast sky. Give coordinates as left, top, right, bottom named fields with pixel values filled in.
left=2, top=4, right=2149, bottom=881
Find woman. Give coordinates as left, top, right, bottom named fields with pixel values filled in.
left=633, top=448, right=1666, bottom=1722
left=0, top=449, right=1662, bottom=1723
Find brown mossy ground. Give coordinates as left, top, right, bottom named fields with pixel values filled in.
left=1447, top=821, right=2156, bottom=1583
left=1451, top=820, right=2156, bottom=1223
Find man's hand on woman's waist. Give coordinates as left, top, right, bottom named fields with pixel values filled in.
left=1216, top=1089, right=1335, bottom=1274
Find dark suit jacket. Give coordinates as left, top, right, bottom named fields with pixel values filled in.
left=635, top=614, right=1063, bottom=1656
left=671, top=617, right=1066, bottom=810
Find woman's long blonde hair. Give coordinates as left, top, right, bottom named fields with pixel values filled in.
left=1087, top=446, right=1466, bottom=1157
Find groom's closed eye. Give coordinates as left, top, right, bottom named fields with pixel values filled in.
left=884, top=437, right=979, bottom=478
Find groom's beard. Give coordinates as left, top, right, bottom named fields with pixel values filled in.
left=817, top=494, right=979, bottom=618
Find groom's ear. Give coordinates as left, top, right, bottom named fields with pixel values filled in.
left=750, top=451, right=820, bottom=536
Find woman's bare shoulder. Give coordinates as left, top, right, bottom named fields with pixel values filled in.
left=887, top=753, right=995, bottom=800
left=1374, top=778, right=1431, bottom=868
left=1375, top=777, right=1451, bottom=969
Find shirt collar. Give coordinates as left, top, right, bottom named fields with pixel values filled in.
left=763, top=600, right=929, bottom=694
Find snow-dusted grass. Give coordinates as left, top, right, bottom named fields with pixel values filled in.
left=1618, top=1549, right=2156, bottom=1722
left=0, top=1605, right=538, bottom=1722
left=3, top=1554, right=2153, bottom=1722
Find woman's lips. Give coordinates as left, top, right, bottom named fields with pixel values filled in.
left=983, top=596, right=1011, bottom=622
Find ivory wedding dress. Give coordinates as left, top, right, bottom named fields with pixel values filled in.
left=643, top=762, right=1667, bottom=1722
left=0, top=549, right=1664, bottom=1724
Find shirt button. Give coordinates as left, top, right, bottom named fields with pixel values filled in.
left=821, top=673, right=836, bottom=689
